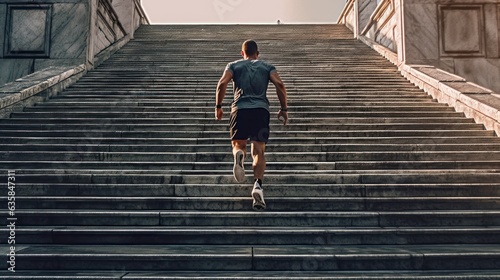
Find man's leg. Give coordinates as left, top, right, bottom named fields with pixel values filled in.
left=251, top=141, right=267, bottom=211
left=251, top=141, right=266, bottom=180
left=232, top=140, right=247, bottom=183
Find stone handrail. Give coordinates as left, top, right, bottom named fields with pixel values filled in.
left=337, top=0, right=356, bottom=35
left=360, top=0, right=396, bottom=52
left=100, top=0, right=127, bottom=39
left=134, top=0, right=151, bottom=25
left=0, top=65, right=87, bottom=118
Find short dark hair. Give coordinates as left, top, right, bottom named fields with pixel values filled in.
left=242, top=40, right=258, bottom=56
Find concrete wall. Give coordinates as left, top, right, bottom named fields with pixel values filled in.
left=0, top=0, right=149, bottom=85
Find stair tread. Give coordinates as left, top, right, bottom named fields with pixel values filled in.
left=1, top=270, right=500, bottom=280
left=13, top=244, right=500, bottom=256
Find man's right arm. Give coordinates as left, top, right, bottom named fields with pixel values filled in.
left=270, top=71, right=288, bottom=125
left=215, top=70, right=233, bottom=121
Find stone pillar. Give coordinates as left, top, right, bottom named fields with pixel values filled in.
left=395, top=0, right=405, bottom=65
left=400, top=0, right=439, bottom=66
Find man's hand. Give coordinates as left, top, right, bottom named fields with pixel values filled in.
left=278, top=109, right=288, bottom=125
left=215, top=108, right=223, bottom=121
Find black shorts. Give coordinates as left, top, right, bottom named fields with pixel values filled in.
left=230, top=108, right=270, bottom=143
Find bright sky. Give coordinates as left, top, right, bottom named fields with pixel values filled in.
left=141, top=0, right=347, bottom=24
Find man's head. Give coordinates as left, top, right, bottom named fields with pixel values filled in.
left=241, top=40, right=259, bottom=58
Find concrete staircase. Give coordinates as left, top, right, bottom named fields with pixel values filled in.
left=1, top=25, right=500, bottom=279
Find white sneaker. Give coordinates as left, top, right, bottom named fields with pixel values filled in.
left=252, top=181, right=266, bottom=211
left=233, top=150, right=245, bottom=183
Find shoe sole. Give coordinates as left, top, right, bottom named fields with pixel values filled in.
left=252, top=192, right=266, bottom=211
left=233, top=151, right=245, bottom=183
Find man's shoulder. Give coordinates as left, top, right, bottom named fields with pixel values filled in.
left=255, top=60, right=274, bottom=66
left=227, top=59, right=276, bottom=72
left=228, top=59, right=246, bottom=66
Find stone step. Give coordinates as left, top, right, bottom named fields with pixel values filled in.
left=45, top=98, right=438, bottom=104
left=176, top=173, right=500, bottom=185
left=73, top=82, right=418, bottom=88
left=4, top=151, right=500, bottom=162
left=7, top=226, right=500, bottom=246
left=10, top=196, right=500, bottom=211
left=1, top=130, right=492, bottom=139
left=11, top=183, right=500, bottom=197
left=23, top=105, right=454, bottom=113
left=2, top=136, right=498, bottom=145
left=54, top=91, right=432, bottom=97
left=4, top=210, right=500, bottom=227
left=0, top=161, right=340, bottom=171
left=0, top=123, right=485, bottom=132
left=100, top=58, right=394, bottom=62
left=101, top=60, right=394, bottom=65
left=2, top=270, right=500, bottom=280
left=76, top=78, right=415, bottom=83
left=34, top=101, right=443, bottom=108
left=9, top=244, right=500, bottom=271
left=12, top=112, right=468, bottom=119
left=1, top=143, right=497, bottom=152
left=1, top=117, right=476, bottom=125
left=9, top=169, right=500, bottom=178
left=3, top=161, right=500, bottom=171
left=69, top=83, right=419, bottom=88
left=54, top=95, right=428, bottom=101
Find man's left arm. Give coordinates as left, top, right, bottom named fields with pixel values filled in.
left=215, top=70, right=233, bottom=121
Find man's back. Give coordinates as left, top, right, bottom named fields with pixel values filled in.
left=226, top=59, right=276, bottom=112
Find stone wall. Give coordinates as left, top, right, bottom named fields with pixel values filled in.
left=339, top=0, right=500, bottom=135
left=0, top=0, right=149, bottom=85
left=339, top=0, right=500, bottom=94
left=0, top=0, right=89, bottom=85
left=403, top=0, right=500, bottom=93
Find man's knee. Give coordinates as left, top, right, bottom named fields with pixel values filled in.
left=252, top=142, right=266, bottom=157
left=232, top=140, right=247, bottom=153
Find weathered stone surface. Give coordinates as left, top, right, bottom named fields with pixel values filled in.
left=443, top=81, right=493, bottom=94
left=341, top=0, right=500, bottom=94
left=0, top=0, right=147, bottom=86
left=0, top=64, right=86, bottom=110
left=0, top=4, right=5, bottom=59
left=51, top=3, right=88, bottom=59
